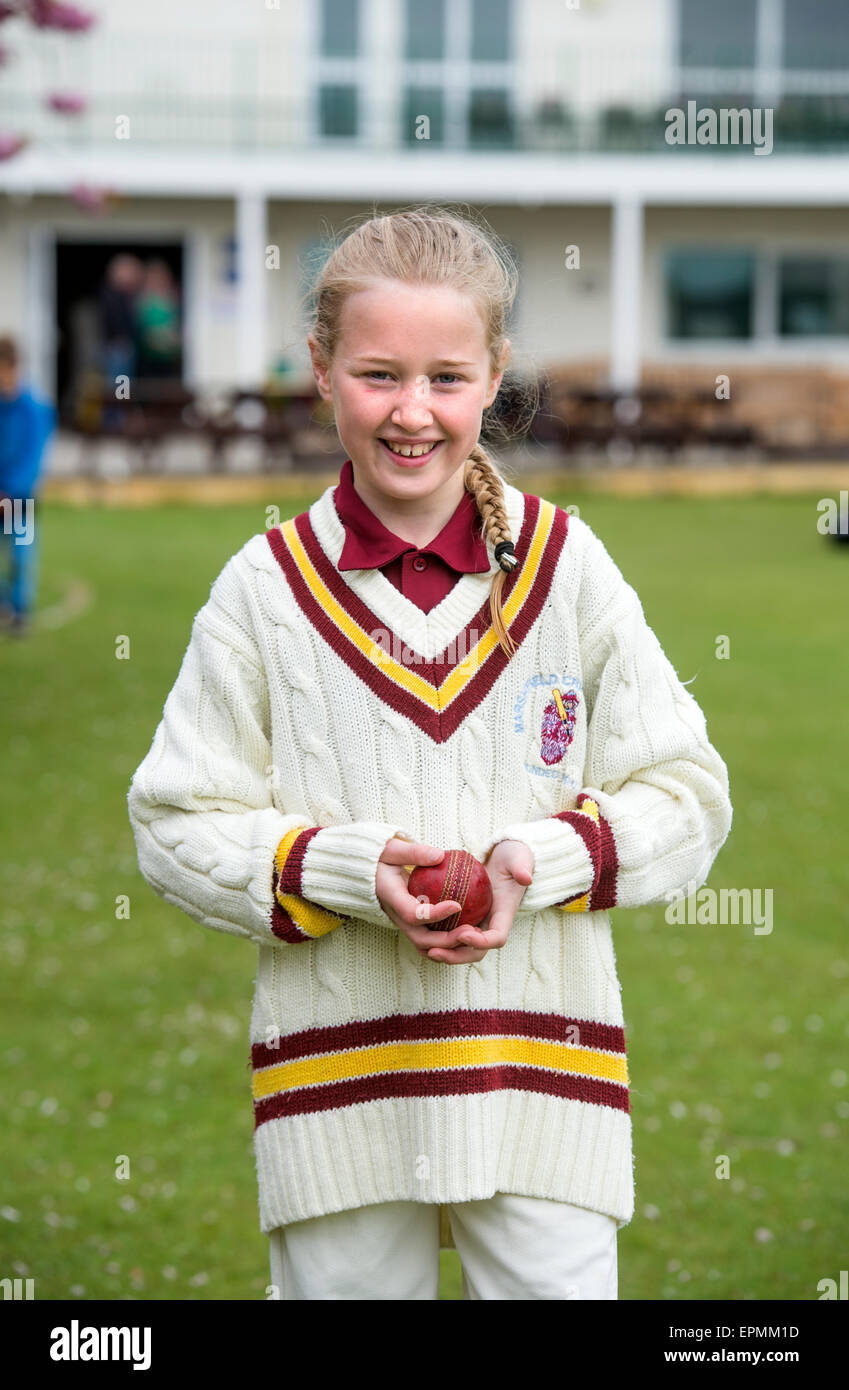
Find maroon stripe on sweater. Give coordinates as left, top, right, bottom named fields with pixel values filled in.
left=581, top=796, right=618, bottom=909
left=554, top=810, right=599, bottom=871
left=296, top=492, right=540, bottom=675
left=267, top=520, right=440, bottom=739
left=552, top=797, right=619, bottom=911
left=251, top=1007, right=626, bottom=1070
left=269, top=895, right=313, bottom=943
left=269, top=858, right=324, bottom=943
left=276, top=826, right=321, bottom=896
left=253, top=1064, right=629, bottom=1128
left=264, top=495, right=569, bottom=744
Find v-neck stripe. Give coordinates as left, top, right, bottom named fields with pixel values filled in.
left=265, top=490, right=569, bottom=743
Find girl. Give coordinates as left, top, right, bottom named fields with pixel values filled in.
left=127, top=206, right=733, bottom=1301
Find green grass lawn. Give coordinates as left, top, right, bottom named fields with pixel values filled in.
left=1, top=486, right=847, bottom=1301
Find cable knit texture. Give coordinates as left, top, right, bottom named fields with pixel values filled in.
left=127, top=478, right=732, bottom=1236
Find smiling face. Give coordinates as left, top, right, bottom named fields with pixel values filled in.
left=308, top=279, right=508, bottom=519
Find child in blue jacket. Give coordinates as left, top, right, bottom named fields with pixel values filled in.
left=0, top=335, right=57, bottom=634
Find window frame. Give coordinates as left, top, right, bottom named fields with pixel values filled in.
left=781, top=0, right=849, bottom=77
left=674, top=0, right=849, bottom=110
left=775, top=248, right=849, bottom=338
left=307, top=0, right=367, bottom=143
left=400, top=0, right=516, bottom=148
left=318, top=0, right=362, bottom=60
left=659, top=238, right=849, bottom=355
left=662, top=243, right=759, bottom=344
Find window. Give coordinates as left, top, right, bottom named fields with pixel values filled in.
left=401, top=0, right=515, bottom=148
left=665, top=250, right=755, bottom=339
left=677, top=0, right=849, bottom=134
left=779, top=257, right=849, bottom=335
left=471, top=0, right=511, bottom=62
left=664, top=246, right=849, bottom=344
left=318, top=85, right=358, bottom=137
left=403, top=87, right=445, bottom=143
left=678, top=0, right=757, bottom=68
left=312, top=0, right=515, bottom=148
left=404, top=0, right=445, bottom=60
left=314, top=0, right=362, bottom=138
left=320, top=0, right=360, bottom=59
left=783, top=0, right=849, bottom=71
left=469, top=89, right=513, bottom=147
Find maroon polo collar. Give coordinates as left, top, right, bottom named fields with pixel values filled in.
left=333, top=458, right=491, bottom=574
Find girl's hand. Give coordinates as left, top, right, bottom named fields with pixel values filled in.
left=376, top=837, right=533, bottom=965
left=375, top=837, right=472, bottom=955
left=421, top=840, right=534, bottom=964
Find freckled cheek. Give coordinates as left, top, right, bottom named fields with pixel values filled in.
left=342, top=388, right=387, bottom=429
left=439, top=395, right=484, bottom=436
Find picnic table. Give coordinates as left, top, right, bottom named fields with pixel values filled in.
left=68, top=378, right=327, bottom=474
left=533, top=382, right=758, bottom=457
left=66, top=374, right=760, bottom=473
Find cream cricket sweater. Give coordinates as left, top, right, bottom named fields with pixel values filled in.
left=126, top=477, right=732, bottom=1237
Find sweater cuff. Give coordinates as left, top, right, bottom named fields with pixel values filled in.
left=278, top=822, right=416, bottom=935
left=271, top=825, right=347, bottom=943
left=478, top=794, right=615, bottom=914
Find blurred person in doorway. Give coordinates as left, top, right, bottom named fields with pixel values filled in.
left=0, top=335, right=57, bottom=637
left=98, top=253, right=144, bottom=428
left=135, top=259, right=182, bottom=382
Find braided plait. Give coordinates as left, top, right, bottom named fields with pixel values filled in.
left=464, top=443, right=519, bottom=659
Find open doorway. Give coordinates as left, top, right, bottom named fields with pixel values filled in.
left=54, top=239, right=184, bottom=422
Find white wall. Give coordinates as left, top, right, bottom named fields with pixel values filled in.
left=1, top=193, right=614, bottom=392
left=7, top=191, right=849, bottom=399
left=0, top=0, right=673, bottom=149
left=524, top=0, right=672, bottom=114
left=265, top=200, right=613, bottom=381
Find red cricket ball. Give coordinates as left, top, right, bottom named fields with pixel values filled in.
left=408, top=849, right=493, bottom=931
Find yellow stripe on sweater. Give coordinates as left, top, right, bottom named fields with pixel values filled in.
left=275, top=824, right=310, bottom=875
left=558, top=799, right=600, bottom=914
left=279, top=499, right=556, bottom=710
left=275, top=825, right=343, bottom=937
left=275, top=893, right=342, bottom=938
left=252, top=1033, right=628, bottom=1099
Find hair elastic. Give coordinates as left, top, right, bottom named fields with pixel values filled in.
left=494, top=540, right=518, bottom=572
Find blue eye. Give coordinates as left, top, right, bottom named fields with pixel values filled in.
left=364, top=371, right=462, bottom=384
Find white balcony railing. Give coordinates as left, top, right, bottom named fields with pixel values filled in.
left=4, top=32, right=849, bottom=155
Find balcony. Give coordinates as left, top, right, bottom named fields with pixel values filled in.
left=7, top=94, right=849, bottom=158
left=4, top=32, right=849, bottom=157
left=6, top=93, right=849, bottom=157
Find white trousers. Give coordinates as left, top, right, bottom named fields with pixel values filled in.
left=268, top=1193, right=618, bottom=1300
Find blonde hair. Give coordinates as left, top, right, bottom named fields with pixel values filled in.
left=303, top=203, right=538, bottom=659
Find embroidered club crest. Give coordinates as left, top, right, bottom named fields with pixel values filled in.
left=540, top=687, right=580, bottom=766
